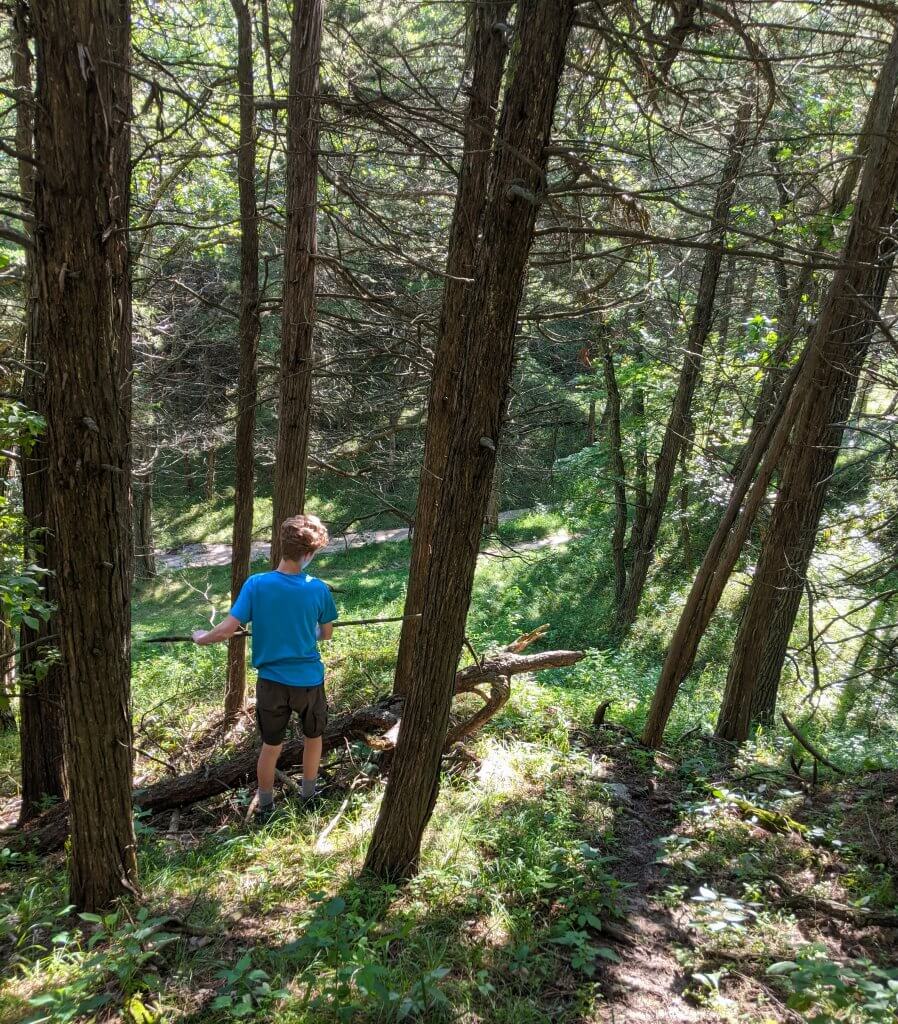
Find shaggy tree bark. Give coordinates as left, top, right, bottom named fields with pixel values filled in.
left=628, top=338, right=649, bottom=562
left=600, top=334, right=627, bottom=606
left=641, top=348, right=807, bottom=747
left=642, top=26, right=898, bottom=748
left=365, top=0, right=577, bottom=881
left=32, top=0, right=138, bottom=909
left=615, top=100, right=753, bottom=630
left=270, top=0, right=322, bottom=565
left=133, top=450, right=156, bottom=580
left=225, top=0, right=262, bottom=723
left=0, top=461, right=14, bottom=730
left=393, top=0, right=512, bottom=695
left=14, top=0, right=66, bottom=823
left=717, top=188, right=898, bottom=738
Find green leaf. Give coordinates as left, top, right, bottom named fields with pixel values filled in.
left=767, top=961, right=799, bottom=975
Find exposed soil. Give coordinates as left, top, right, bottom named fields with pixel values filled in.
left=586, top=732, right=720, bottom=1023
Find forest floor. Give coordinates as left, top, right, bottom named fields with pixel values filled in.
left=1, top=511, right=897, bottom=1022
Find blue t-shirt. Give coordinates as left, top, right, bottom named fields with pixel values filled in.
left=230, top=571, right=338, bottom=687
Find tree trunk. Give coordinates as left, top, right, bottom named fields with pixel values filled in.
left=718, top=216, right=898, bottom=740
left=677, top=416, right=695, bottom=567
left=133, top=457, right=156, bottom=580
left=204, top=447, right=216, bottom=500
left=628, top=339, right=649, bottom=563
left=32, top=0, right=138, bottom=909
left=393, top=0, right=512, bottom=696
left=586, top=397, right=596, bottom=446
left=600, top=335, right=627, bottom=607
left=485, top=456, right=502, bottom=533
left=616, top=100, right=753, bottom=630
left=0, top=458, right=14, bottom=725
left=15, top=0, right=66, bottom=824
left=641, top=348, right=807, bottom=747
left=270, top=0, right=322, bottom=566
left=0, top=626, right=13, bottom=730
left=642, top=27, right=898, bottom=748
left=365, top=0, right=576, bottom=881
left=226, top=0, right=262, bottom=724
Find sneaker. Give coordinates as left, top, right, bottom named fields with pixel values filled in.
left=253, top=801, right=276, bottom=825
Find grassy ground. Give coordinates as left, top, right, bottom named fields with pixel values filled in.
left=1, top=513, right=897, bottom=1022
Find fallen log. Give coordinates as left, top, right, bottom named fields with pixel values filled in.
left=7, top=639, right=583, bottom=855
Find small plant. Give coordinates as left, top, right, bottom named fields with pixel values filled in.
left=212, top=952, right=289, bottom=1018
left=690, top=885, right=757, bottom=934
left=24, top=907, right=178, bottom=1024
left=767, top=949, right=898, bottom=1023
left=549, top=925, right=620, bottom=978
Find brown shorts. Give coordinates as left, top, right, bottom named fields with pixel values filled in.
left=255, top=678, right=328, bottom=744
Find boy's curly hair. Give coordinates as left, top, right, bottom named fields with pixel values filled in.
left=280, top=514, right=330, bottom=561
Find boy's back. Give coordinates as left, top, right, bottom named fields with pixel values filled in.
left=231, top=570, right=337, bottom=686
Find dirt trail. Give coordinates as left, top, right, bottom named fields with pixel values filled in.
left=590, top=734, right=717, bottom=1024
left=155, top=509, right=574, bottom=571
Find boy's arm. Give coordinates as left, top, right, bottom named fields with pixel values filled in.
left=193, top=614, right=243, bottom=645
left=317, top=581, right=338, bottom=642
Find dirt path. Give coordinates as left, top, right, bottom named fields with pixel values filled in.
left=155, top=509, right=573, bottom=571
left=590, top=733, right=717, bottom=1024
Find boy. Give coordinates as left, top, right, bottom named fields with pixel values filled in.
left=192, top=514, right=338, bottom=821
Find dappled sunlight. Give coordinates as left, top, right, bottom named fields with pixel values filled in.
left=476, top=742, right=533, bottom=798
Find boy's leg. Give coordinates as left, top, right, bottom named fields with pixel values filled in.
left=254, top=679, right=291, bottom=814
left=298, top=685, right=328, bottom=800
left=302, top=735, right=323, bottom=796
left=257, top=742, right=283, bottom=797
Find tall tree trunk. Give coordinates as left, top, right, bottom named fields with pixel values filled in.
left=226, top=0, right=261, bottom=724
left=600, top=334, right=627, bottom=606
left=270, top=0, right=322, bottom=566
left=641, top=347, right=807, bottom=747
left=0, top=619, right=13, bottom=731
left=15, top=0, right=66, bottom=823
left=677, top=416, right=695, bottom=566
left=615, top=100, right=753, bottom=630
left=133, top=460, right=156, bottom=580
left=485, top=456, right=502, bottom=533
left=718, top=221, right=898, bottom=740
left=643, top=27, right=898, bottom=748
left=627, top=338, right=649, bottom=564
left=365, top=0, right=576, bottom=881
left=393, top=0, right=512, bottom=696
left=204, top=447, right=216, bottom=500
left=0, top=458, right=14, bottom=731
left=32, top=0, right=138, bottom=909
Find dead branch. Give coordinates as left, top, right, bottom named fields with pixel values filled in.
left=781, top=712, right=844, bottom=774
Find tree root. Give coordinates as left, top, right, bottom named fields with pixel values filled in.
left=768, top=873, right=898, bottom=929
